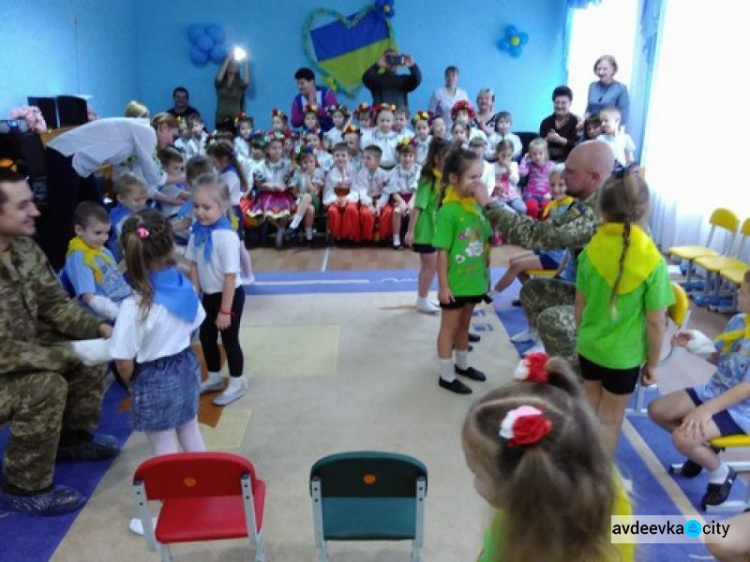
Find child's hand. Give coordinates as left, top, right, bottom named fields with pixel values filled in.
left=438, top=287, right=454, bottom=305
left=678, top=405, right=714, bottom=439
left=178, top=191, right=190, bottom=202
left=671, top=330, right=694, bottom=347
left=216, top=312, right=232, bottom=330
left=641, top=364, right=658, bottom=386
left=404, top=232, right=414, bottom=248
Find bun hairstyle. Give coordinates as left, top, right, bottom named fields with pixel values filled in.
left=463, top=357, right=617, bottom=562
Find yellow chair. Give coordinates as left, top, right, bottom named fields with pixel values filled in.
left=525, top=269, right=556, bottom=277
left=668, top=208, right=740, bottom=288
left=627, top=283, right=690, bottom=415
left=693, top=218, right=750, bottom=308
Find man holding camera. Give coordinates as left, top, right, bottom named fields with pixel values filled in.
left=362, top=49, right=422, bottom=110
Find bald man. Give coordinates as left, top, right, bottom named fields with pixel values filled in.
left=476, top=141, right=616, bottom=369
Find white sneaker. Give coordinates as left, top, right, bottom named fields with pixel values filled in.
left=129, top=516, right=158, bottom=536
left=416, top=297, right=440, bottom=314
left=200, top=373, right=224, bottom=394
left=510, top=328, right=539, bottom=343
left=213, top=378, right=247, bottom=406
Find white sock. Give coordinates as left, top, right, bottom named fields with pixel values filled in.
left=225, top=376, right=245, bottom=392
left=455, top=349, right=469, bottom=370
left=708, top=462, right=730, bottom=484
left=305, top=227, right=313, bottom=240
left=439, top=358, right=455, bottom=382
left=290, top=214, right=302, bottom=229
left=146, top=430, right=179, bottom=456
left=206, top=371, right=222, bottom=383
left=393, top=234, right=401, bottom=246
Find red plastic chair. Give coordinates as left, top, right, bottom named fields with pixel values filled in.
left=132, top=452, right=267, bottom=562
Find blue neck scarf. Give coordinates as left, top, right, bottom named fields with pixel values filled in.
left=109, top=204, right=132, bottom=228
left=191, top=215, right=233, bottom=261
left=149, top=267, right=199, bottom=323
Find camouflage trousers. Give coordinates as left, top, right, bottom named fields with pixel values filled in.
left=519, top=278, right=578, bottom=371
left=0, top=345, right=105, bottom=492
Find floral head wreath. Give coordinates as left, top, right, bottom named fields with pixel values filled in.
left=396, top=136, right=417, bottom=154
left=343, top=124, right=361, bottom=136
left=326, top=104, right=350, bottom=118
left=451, top=100, right=476, bottom=121
left=271, top=108, right=287, bottom=120
left=412, top=110, right=432, bottom=126
left=266, top=130, right=287, bottom=145
left=372, top=103, right=397, bottom=117
left=513, top=353, right=550, bottom=384
left=294, top=144, right=316, bottom=164
left=235, top=112, right=253, bottom=126
left=248, top=131, right=267, bottom=149
left=499, top=405, right=553, bottom=448
left=354, top=102, right=371, bottom=117
left=303, top=104, right=319, bottom=115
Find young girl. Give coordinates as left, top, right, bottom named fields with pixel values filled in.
left=649, top=269, right=750, bottom=510
left=206, top=140, right=254, bottom=282
left=491, top=140, right=525, bottom=214
left=519, top=138, right=554, bottom=219
left=580, top=114, right=603, bottom=144
left=431, top=116, right=447, bottom=140
left=576, top=168, right=673, bottom=456
left=433, top=148, right=492, bottom=394
left=302, top=104, right=321, bottom=134
left=234, top=115, right=254, bottom=159
left=405, top=137, right=451, bottom=314
left=368, top=103, right=398, bottom=169
left=324, top=104, right=349, bottom=148
left=450, top=121, right=469, bottom=149
left=487, top=111, right=522, bottom=160
left=386, top=139, right=422, bottom=249
left=187, top=175, right=248, bottom=406
left=354, top=102, right=374, bottom=148
left=323, top=143, right=360, bottom=243
left=411, top=110, right=432, bottom=166
left=450, top=100, right=486, bottom=143
left=270, top=109, right=288, bottom=133
left=289, top=147, right=324, bottom=245
left=343, top=124, right=363, bottom=172
left=490, top=165, right=573, bottom=299
left=463, top=355, right=633, bottom=562
left=392, top=107, right=414, bottom=142
left=109, top=209, right=206, bottom=531
left=597, top=107, right=635, bottom=166
left=249, top=132, right=295, bottom=248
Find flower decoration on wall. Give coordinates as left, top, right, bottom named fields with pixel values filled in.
left=374, top=0, right=395, bottom=20
left=187, top=24, right=228, bottom=66
left=10, top=105, right=48, bottom=133
left=498, top=25, right=529, bottom=58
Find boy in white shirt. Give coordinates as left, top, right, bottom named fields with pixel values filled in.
left=596, top=107, right=635, bottom=166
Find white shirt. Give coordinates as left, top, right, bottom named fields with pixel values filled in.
left=481, top=161, right=496, bottom=195
left=185, top=229, right=241, bottom=294
left=488, top=132, right=522, bottom=159
left=234, top=137, right=250, bottom=159
left=366, top=130, right=399, bottom=168
left=385, top=164, right=422, bottom=195
left=596, top=133, right=636, bottom=166
left=323, top=165, right=358, bottom=205
left=48, top=117, right=162, bottom=189
left=428, top=86, right=469, bottom=128
left=353, top=166, right=390, bottom=207
left=221, top=169, right=243, bottom=206
left=324, top=128, right=345, bottom=149
left=109, top=297, right=205, bottom=363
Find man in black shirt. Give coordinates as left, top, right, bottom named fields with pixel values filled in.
left=165, top=86, right=201, bottom=121
left=362, top=49, right=422, bottom=110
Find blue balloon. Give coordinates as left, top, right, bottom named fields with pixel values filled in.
left=188, top=24, right=204, bottom=43
left=518, top=33, right=529, bottom=45
left=210, top=44, right=227, bottom=63
left=505, top=25, right=518, bottom=37
left=195, top=34, right=214, bottom=53
left=190, top=46, right=209, bottom=65
left=206, top=24, right=225, bottom=43
left=499, top=39, right=511, bottom=51
left=510, top=46, right=523, bottom=58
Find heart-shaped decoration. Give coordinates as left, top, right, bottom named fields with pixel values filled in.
left=302, top=4, right=397, bottom=98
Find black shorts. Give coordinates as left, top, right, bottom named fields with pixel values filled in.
left=579, top=354, right=641, bottom=395
left=412, top=243, right=436, bottom=254
left=440, top=294, right=492, bottom=310
left=686, top=388, right=744, bottom=436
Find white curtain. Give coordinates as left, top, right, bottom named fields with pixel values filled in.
left=645, top=0, right=750, bottom=255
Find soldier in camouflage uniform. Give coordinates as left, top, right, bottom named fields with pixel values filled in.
left=0, top=170, right=119, bottom=516
left=475, top=142, right=615, bottom=368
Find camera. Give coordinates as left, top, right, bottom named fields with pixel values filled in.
left=385, top=54, right=406, bottom=67
left=233, top=47, right=248, bottom=62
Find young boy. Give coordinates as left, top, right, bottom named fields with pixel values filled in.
left=173, top=118, right=192, bottom=154
left=186, top=115, right=209, bottom=159
left=488, top=111, right=522, bottom=160
left=597, top=107, right=635, bottom=166
left=355, top=145, right=392, bottom=243
left=157, top=148, right=190, bottom=218
left=108, top=173, right=149, bottom=261
left=323, top=143, right=360, bottom=243
left=65, top=202, right=131, bottom=321
left=393, top=107, right=414, bottom=143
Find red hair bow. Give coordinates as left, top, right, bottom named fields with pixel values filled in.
left=513, top=353, right=550, bottom=384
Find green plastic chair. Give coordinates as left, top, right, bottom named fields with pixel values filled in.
left=310, top=451, right=428, bottom=562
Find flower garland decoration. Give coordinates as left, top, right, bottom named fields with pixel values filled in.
left=343, top=124, right=361, bottom=136
left=498, top=25, right=529, bottom=58
left=326, top=104, right=350, bottom=118
left=395, top=136, right=417, bottom=153
left=499, top=405, right=553, bottom=448
left=354, top=102, right=372, bottom=117
left=10, top=105, right=48, bottom=133
left=372, top=103, right=397, bottom=117
left=271, top=108, right=287, bottom=120
left=411, top=110, right=431, bottom=126
left=450, top=100, right=476, bottom=121
left=513, top=353, right=550, bottom=384
left=303, top=104, right=319, bottom=115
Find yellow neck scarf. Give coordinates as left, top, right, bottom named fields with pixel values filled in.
left=541, top=195, right=575, bottom=219
left=586, top=223, right=661, bottom=294
left=442, top=184, right=481, bottom=216
left=715, top=314, right=750, bottom=353
left=66, top=236, right=115, bottom=283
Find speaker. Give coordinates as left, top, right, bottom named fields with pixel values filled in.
left=27, top=96, right=58, bottom=129
left=0, top=132, right=46, bottom=178
left=56, top=95, right=88, bottom=127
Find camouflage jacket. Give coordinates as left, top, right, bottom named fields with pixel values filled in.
left=483, top=190, right=603, bottom=251
left=0, top=237, right=102, bottom=376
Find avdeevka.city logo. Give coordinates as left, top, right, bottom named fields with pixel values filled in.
left=611, top=516, right=731, bottom=543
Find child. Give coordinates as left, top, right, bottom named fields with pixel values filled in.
left=469, top=137, right=496, bottom=198
left=186, top=175, right=248, bottom=406
left=247, top=132, right=268, bottom=178
left=302, top=104, right=321, bottom=134
left=206, top=140, right=254, bottom=282
left=173, top=118, right=192, bottom=154
left=354, top=102, right=374, bottom=148
left=157, top=148, right=190, bottom=219
left=65, top=202, right=131, bottom=321
left=411, top=110, right=432, bottom=166
left=405, top=137, right=451, bottom=314
left=434, top=148, right=492, bottom=394
left=234, top=114, right=254, bottom=159
left=343, top=124, right=363, bottom=173
left=249, top=132, right=295, bottom=248
left=463, top=356, right=633, bottom=562
left=386, top=139, right=422, bottom=249
left=305, top=131, right=334, bottom=173
left=489, top=165, right=573, bottom=299
left=355, top=145, right=392, bottom=244
left=649, top=269, right=750, bottom=509
left=109, top=209, right=206, bottom=532
left=171, top=155, right=216, bottom=246
left=108, top=173, right=149, bottom=261
left=323, top=143, right=360, bottom=243
left=597, top=107, right=635, bottom=166
left=289, top=146, right=324, bottom=245
left=270, top=109, right=288, bottom=133
left=431, top=116, right=448, bottom=140
left=519, top=138, right=554, bottom=219
left=450, top=121, right=469, bottom=149
left=576, top=167, right=673, bottom=456
left=324, top=104, right=349, bottom=148
left=392, top=107, right=414, bottom=142
left=487, top=111, right=522, bottom=160
left=451, top=100, right=487, bottom=143
left=367, top=103, right=398, bottom=169
left=580, top=114, right=602, bottom=144
left=186, top=115, right=209, bottom=159
left=491, top=140, right=525, bottom=214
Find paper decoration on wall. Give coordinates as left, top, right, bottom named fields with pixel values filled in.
left=302, top=1, right=397, bottom=98
left=498, top=25, right=529, bottom=58
left=187, top=24, right=228, bottom=66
